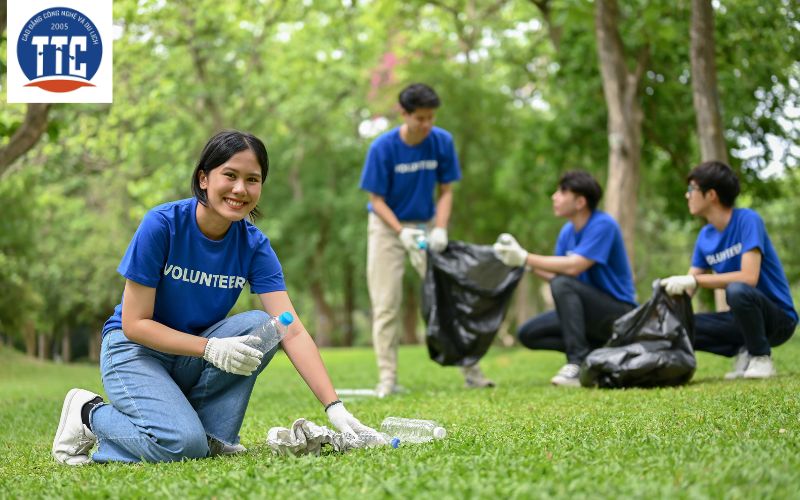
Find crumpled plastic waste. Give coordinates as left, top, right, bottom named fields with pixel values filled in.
left=266, top=418, right=389, bottom=456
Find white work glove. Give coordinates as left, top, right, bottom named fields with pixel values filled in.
left=428, top=227, right=448, bottom=253
left=203, top=336, right=263, bottom=376
left=660, top=275, right=697, bottom=296
left=492, top=233, right=529, bottom=267
left=399, top=227, right=426, bottom=253
left=325, top=402, right=386, bottom=443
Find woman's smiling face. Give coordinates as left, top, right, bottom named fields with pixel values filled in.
left=198, top=148, right=263, bottom=223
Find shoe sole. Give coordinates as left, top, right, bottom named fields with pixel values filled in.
left=743, top=373, right=776, bottom=379
left=52, top=388, right=89, bottom=464
left=551, top=379, right=581, bottom=387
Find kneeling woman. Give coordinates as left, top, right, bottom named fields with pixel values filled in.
left=52, top=130, right=376, bottom=464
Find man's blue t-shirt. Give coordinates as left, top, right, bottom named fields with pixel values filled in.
left=555, top=210, right=636, bottom=305
left=691, top=208, right=797, bottom=322
left=102, top=198, right=286, bottom=336
left=359, top=126, right=461, bottom=221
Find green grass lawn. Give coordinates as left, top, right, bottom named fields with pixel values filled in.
left=1, top=338, right=799, bottom=499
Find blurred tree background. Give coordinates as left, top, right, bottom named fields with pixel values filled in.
left=1, top=0, right=798, bottom=361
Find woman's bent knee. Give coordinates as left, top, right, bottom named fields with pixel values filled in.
left=145, top=427, right=209, bottom=462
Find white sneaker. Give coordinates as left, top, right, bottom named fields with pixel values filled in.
left=52, top=388, right=101, bottom=465
left=375, top=379, right=398, bottom=398
left=460, top=364, right=496, bottom=388
left=724, top=348, right=751, bottom=380
left=208, top=437, right=247, bottom=457
left=550, top=363, right=581, bottom=387
left=743, top=355, right=777, bottom=379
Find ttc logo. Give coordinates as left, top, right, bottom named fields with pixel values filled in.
left=17, top=7, right=103, bottom=93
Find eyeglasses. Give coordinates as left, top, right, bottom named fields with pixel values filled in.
left=686, top=184, right=700, bottom=193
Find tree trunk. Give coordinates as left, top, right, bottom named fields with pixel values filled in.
left=690, top=0, right=730, bottom=312
left=308, top=218, right=337, bottom=347
left=24, top=321, right=36, bottom=357
left=402, top=278, right=419, bottom=344
left=595, top=0, right=646, bottom=265
left=61, top=326, right=72, bottom=363
left=309, top=279, right=334, bottom=347
left=0, top=104, right=51, bottom=178
left=88, top=328, right=102, bottom=363
left=37, top=333, right=52, bottom=360
left=690, top=0, right=728, bottom=164
left=530, top=0, right=563, bottom=50
left=342, top=259, right=356, bottom=347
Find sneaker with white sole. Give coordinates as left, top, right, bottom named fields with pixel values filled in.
left=460, top=364, right=496, bottom=388
left=550, top=363, right=581, bottom=387
left=375, top=378, right=398, bottom=398
left=52, top=388, right=101, bottom=465
left=743, top=355, right=777, bottom=379
left=724, top=348, right=751, bottom=380
left=208, top=437, right=247, bottom=457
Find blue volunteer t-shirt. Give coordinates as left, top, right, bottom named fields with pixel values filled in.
left=359, top=126, right=461, bottom=221
left=691, top=208, right=797, bottom=322
left=102, top=198, right=286, bottom=336
left=555, top=210, right=636, bottom=305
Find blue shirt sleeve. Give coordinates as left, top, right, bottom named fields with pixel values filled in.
left=571, top=219, right=614, bottom=264
left=691, top=234, right=709, bottom=269
left=436, top=133, right=462, bottom=184
left=739, top=210, right=766, bottom=254
left=117, top=210, right=170, bottom=288
left=359, top=142, right=389, bottom=196
left=248, top=235, right=287, bottom=294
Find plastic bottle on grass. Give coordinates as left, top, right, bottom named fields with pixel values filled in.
left=251, top=312, right=294, bottom=355
left=380, top=417, right=446, bottom=444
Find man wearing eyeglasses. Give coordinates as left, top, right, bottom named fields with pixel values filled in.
left=661, top=161, right=797, bottom=379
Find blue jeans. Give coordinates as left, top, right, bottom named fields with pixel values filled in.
left=90, top=310, right=276, bottom=463
left=694, top=282, right=797, bottom=357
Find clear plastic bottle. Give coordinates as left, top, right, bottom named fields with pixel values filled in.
left=251, top=312, right=294, bottom=355
left=415, top=225, right=428, bottom=250
left=380, top=417, right=446, bottom=444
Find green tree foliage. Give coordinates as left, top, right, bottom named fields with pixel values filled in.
left=0, top=0, right=797, bottom=356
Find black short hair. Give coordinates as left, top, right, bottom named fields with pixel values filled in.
left=687, top=161, right=740, bottom=207
left=398, top=83, right=441, bottom=113
left=191, top=130, right=270, bottom=219
left=558, top=170, right=603, bottom=211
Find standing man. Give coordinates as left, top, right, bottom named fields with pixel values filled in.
left=493, top=170, right=637, bottom=387
left=360, top=83, right=493, bottom=397
left=661, top=161, right=797, bottom=378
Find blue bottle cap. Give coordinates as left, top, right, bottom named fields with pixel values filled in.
left=278, top=312, right=294, bottom=326
left=417, top=239, right=427, bottom=250
left=390, top=437, right=400, bottom=448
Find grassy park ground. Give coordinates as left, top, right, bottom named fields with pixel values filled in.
left=1, top=338, right=799, bottom=499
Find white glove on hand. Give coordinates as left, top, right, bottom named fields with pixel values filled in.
left=428, top=227, right=448, bottom=253
left=203, top=336, right=263, bottom=376
left=660, top=275, right=697, bottom=296
left=492, top=233, right=529, bottom=267
left=326, top=402, right=385, bottom=443
left=399, top=227, right=426, bottom=253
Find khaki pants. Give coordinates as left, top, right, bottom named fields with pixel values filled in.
left=367, top=213, right=428, bottom=384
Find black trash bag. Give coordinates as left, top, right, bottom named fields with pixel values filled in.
left=579, top=280, right=696, bottom=388
left=422, top=241, right=524, bottom=367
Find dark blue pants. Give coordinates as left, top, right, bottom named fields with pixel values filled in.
left=517, top=275, right=635, bottom=364
left=694, top=282, right=797, bottom=357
